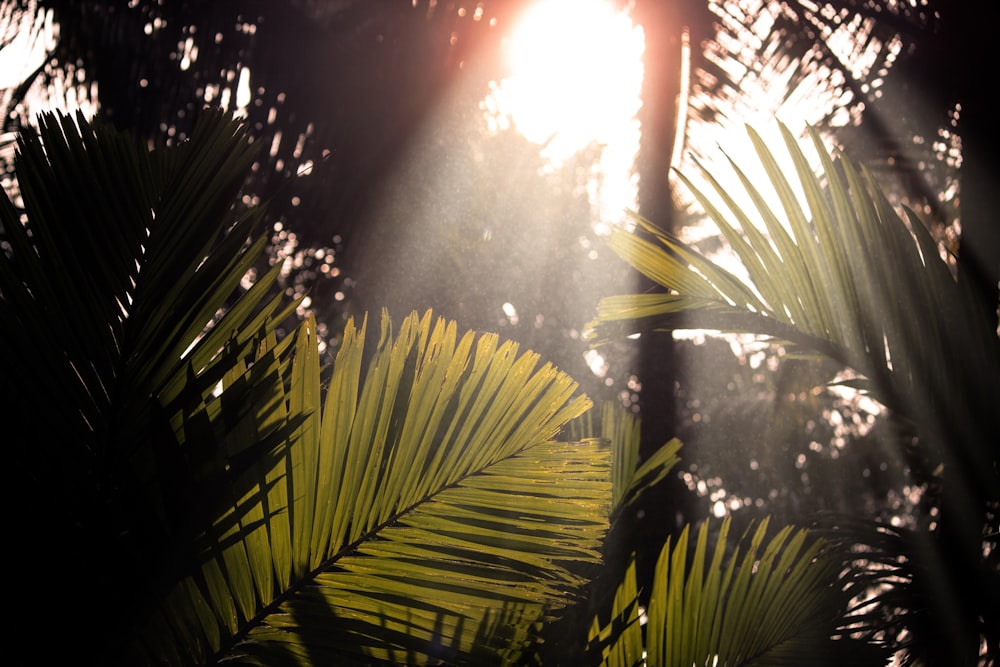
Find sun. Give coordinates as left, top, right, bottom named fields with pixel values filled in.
left=488, top=0, right=643, bottom=162
left=488, top=0, right=645, bottom=224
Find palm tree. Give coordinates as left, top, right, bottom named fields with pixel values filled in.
left=588, top=123, right=1000, bottom=665
left=2, top=108, right=883, bottom=665
left=0, top=108, right=618, bottom=665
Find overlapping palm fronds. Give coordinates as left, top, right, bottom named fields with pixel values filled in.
left=587, top=122, right=1000, bottom=664
left=2, top=109, right=913, bottom=666
left=567, top=401, right=682, bottom=513
left=155, top=308, right=617, bottom=666
left=0, top=110, right=619, bottom=666
left=553, top=404, right=872, bottom=667
left=570, top=400, right=872, bottom=665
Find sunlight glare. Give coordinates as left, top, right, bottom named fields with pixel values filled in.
left=499, top=0, right=642, bottom=156
left=484, top=0, right=644, bottom=223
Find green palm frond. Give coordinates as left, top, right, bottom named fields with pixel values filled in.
left=525, top=403, right=682, bottom=667
left=2, top=109, right=300, bottom=659
left=144, top=309, right=608, bottom=666
left=588, top=123, right=1000, bottom=485
left=589, top=517, right=883, bottom=667
left=586, top=121, right=999, bottom=664
left=2, top=111, right=616, bottom=665
left=2, top=109, right=272, bottom=438
left=0, top=109, right=289, bottom=501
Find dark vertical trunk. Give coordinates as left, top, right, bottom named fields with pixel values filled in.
left=628, top=0, right=712, bottom=462
left=633, top=0, right=682, bottom=456
left=627, top=2, right=691, bottom=579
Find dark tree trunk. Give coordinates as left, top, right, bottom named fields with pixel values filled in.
left=632, top=0, right=683, bottom=458
left=628, top=0, right=715, bottom=467
left=625, top=2, right=695, bottom=583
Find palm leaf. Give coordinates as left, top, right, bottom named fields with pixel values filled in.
left=590, top=517, right=884, bottom=666
left=1, top=109, right=301, bottom=659
left=136, top=309, right=610, bottom=666
left=587, top=123, right=1000, bottom=483
left=3, top=109, right=619, bottom=665
left=586, top=122, right=999, bottom=664
left=526, top=403, right=682, bottom=667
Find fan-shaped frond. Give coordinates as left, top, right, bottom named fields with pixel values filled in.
left=2, top=108, right=622, bottom=666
